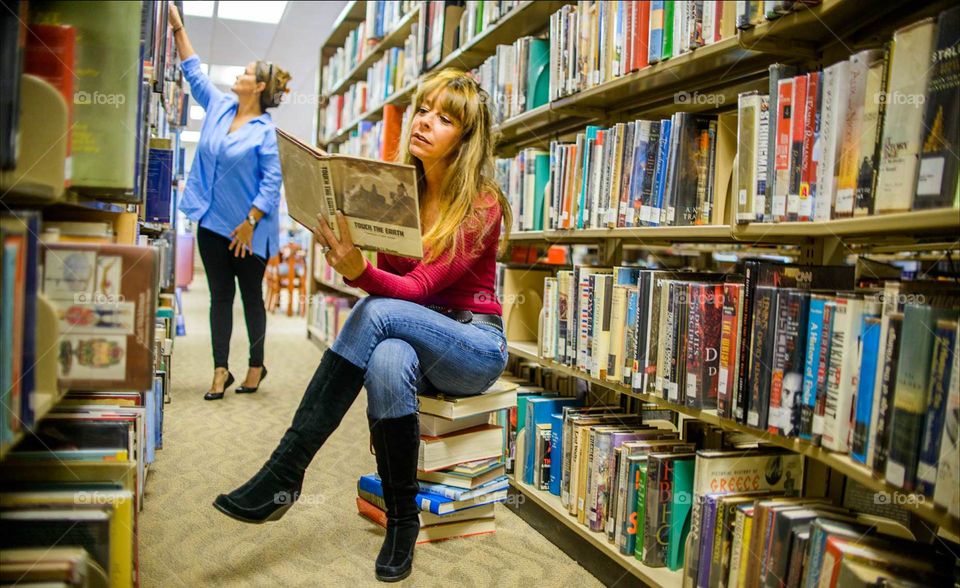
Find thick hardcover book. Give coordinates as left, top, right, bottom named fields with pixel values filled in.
left=815, top=60, right=848, bottom=221
left=915, top=319, right=957, bottom=496
left=851, top=317, right=882, bottom=463
left=915, top=7, right=960, bottom=209
left=685, top=283, right=723, bottom=409
left=718, top=283, right=744, bottom=419
left=798, top=71, right=821, bottom=221
left=786, top=74, right=808, bottom=221
left=624, top=457, right=648, bottom=556
left=42, top=243, right=158, bottom=392
left=667, top=456, right=695, bottom=571
left=772, top=77, right=794, bottom=221
left=822, top=297, right=880, bottom=452
left=872, top=313, right=904, bottom=475
left=549, top=412, right=563, bottom=496
left=768, top=289, right=810, bottom=437
left=642, top=452, right=694, bottom=567
left=874, top=18, right=937, bottom=213
left=747, top=286, right=778, bottom=429
left=834, top=49, right=885, bottom=217
left=145, top=138, right=174, bottom=223
left=886, top=305, right=957, bottom=490
left=359, top=473, right=506, bottom=515
left=934, top=320, right=960, bottom=516
left=800, top=294, right=829, bottom=440
left=853, top=48, right=889, bottom=217
left=276, top=128, right=423, bottom=258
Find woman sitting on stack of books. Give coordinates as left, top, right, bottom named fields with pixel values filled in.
left=213, top=68, right=512, bottom=583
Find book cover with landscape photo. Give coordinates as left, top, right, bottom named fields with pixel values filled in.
left=276, top=128, right=423, bottom=258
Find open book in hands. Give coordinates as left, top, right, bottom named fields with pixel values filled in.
left=275, top=128, right=423, bottom=259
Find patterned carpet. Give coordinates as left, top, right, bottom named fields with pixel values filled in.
left=138, top=272, right=604, bottom=587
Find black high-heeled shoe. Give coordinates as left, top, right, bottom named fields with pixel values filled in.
left=235, top=366, right=268, bottom=394
left=204, top=372, right=234, bottom=401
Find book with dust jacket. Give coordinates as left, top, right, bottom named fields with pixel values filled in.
left=276, top=128, right=423, bottom=258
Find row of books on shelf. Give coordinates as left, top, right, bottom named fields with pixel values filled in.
left=736, top=6, right=959, bottom=224
left=488, top=5, right=957, bottom=233
left=473, top=35, right=549, bottom=123
left=366, top=30, right=420, bottom=112
left=334, top=104, right=413, bottom=160
left=517, top=399, right=955, bottom=585
left=534, top=262, right=959, bottom=513
left=356, top=375, right=521, bottom=543
left=549, top=0, right=740, bottom=101
left=322, top=1, right=419, bottom=93
left=498, top=108, right=727, bottom=231
left=2, top=2, right=186, bottom=203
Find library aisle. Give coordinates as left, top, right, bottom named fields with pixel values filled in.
left=138, top=274, right=603, bottom=587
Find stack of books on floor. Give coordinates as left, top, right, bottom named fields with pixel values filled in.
left=356, top=380, right=519, bottom=543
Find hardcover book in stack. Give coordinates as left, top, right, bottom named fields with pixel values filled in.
left=356, top=380, right=518, bottom=543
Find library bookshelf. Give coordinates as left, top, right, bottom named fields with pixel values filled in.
left=315, top=0, right=960, bottom=583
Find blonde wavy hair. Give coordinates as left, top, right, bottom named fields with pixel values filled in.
left=395, top=68, right=512, bottom=263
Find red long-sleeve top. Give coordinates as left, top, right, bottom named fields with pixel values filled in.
left=344, top=195, right=503, bottom=315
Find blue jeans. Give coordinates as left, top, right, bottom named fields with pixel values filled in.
left=331, top=297, right=509, bottom=419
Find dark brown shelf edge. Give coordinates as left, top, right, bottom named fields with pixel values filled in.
left=506, top=340, right=960, bottom=536
left=322, top=6, right=421, bottom=100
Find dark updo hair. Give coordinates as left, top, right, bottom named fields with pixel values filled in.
left=255, top=61, right=292, bottom=111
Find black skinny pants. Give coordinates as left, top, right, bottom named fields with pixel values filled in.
left=196, top=226, right=267, bottom=370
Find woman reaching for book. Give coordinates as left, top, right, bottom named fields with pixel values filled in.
left=213, top=68, right=512, bottom=582
left=169, top=5, right=291, bottom=400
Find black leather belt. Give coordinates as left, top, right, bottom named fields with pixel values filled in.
left=426, top=305, right=503, bottom=331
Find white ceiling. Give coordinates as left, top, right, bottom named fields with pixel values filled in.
left=182, top=0, right=348, bottom=143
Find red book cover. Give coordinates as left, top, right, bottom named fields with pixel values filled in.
left=380, top=103, right=403, bottom=162
left=634, top=0, right=651, bottom=71
left=787, top=74, right=808, bottom=221
left=24, top=24, right=75, bottom=179
left=798, top=71, right=820, bottom=222
left=773, top=78, right=794, bottom=221
left=718, top=283, right=743, bottom=419
left=623, top=1, right=634, bottom=73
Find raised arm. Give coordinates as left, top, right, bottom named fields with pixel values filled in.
left=169, top=4, right=222, bottom=110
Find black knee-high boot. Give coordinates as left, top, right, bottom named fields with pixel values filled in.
left=369, top=414, right=421, bottom=582
left=213, top=350, right=365, bottom=523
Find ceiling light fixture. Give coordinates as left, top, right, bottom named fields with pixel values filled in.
left=181, top=1, right=215, bottom=18
left=180, top=131, right=201, bottom=143
left=217, top=1, right=288, bottom=24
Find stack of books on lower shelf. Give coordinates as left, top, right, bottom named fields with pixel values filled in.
left=356, top=380, right=519, bottom=543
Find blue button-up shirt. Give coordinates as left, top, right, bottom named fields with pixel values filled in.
left=179, top=54, right=281, bottom=260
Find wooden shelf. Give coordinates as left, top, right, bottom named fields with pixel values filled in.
left=323, top=6, right=420, bottom=99
left=507, top=341, right=960, bottom=536
left=323, top=81, right=418, bottom=146
left=306, top=325, right=330, bottom=353
left=320, top=1, right=366, bottom=52
left=509, top=476, right=683, bottom=587
left=505, top=208, right=960, bottom=246
left=314, top=277, right=366, bottom=298
left=433, top=1, right=571, bottom=73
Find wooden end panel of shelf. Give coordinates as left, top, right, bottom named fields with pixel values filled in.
left=510, top=477, right=682, bottom=587
left=321, top=1, right=366, bottom=53
left=505, top=341, right=960, bottom=535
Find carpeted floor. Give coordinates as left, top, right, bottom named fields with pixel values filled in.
left=138, top=271, right=604, bottom=587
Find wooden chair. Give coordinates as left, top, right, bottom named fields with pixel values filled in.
left=263, top=255, right=282, bottom=312
left=277, top=243, right=307, bottom=317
